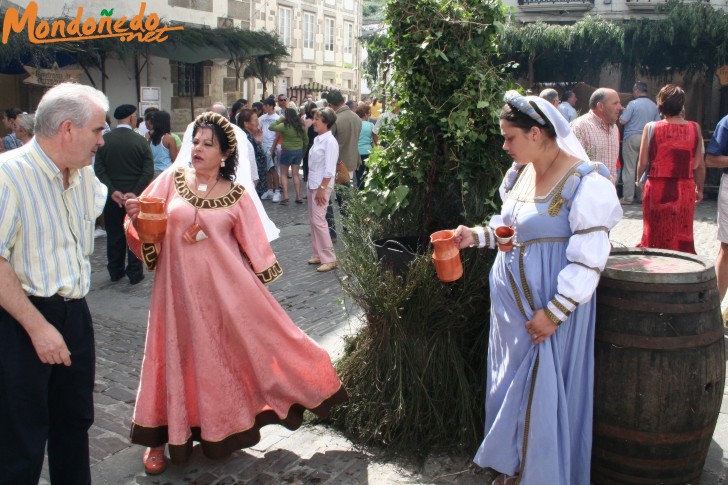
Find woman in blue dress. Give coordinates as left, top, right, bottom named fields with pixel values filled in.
left=454, top=92, right=622, bottom=484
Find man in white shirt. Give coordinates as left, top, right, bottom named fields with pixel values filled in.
left=0, top=82, right=109, bottom=484
left=259, top=98, right=281, bottom=202
left=558, top=91, right=578, bottom=123
left=618, top=82, right=660, bottom=204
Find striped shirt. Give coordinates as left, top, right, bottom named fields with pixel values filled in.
left=571, top=111, right=620, bottom=184
left=0, top=139, right=107, bottom=298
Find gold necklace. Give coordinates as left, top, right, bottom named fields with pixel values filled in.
left=510, top=147, right=561, bottom=229
left=538, top=147, right=561, bottom=176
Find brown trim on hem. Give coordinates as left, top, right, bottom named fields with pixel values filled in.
left=129, top=385, right=348, bottom=464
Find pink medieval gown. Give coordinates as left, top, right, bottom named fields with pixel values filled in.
left=637, top=120, right=700, bottom=254
left=126, top=168, right=347, bottom=463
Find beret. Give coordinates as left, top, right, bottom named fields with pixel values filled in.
left=113, top=104, right=137, bottom=120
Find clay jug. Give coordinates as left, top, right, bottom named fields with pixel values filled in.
left=136, top=196, right=167, bottom=244
left=430, top=230, right=463, bottom=282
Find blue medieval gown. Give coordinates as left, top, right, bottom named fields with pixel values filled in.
left=473, top=160, right=622, bottom=484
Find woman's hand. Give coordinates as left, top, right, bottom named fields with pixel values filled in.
left=696, top=187, right=704, bottom=203
left=125, top=197, right=140, bottom=221
left=525, top=309, right=559, bottom=345
left=453, top=225, right=474, bottom=249
left=315, top=187, right=329, bottom=206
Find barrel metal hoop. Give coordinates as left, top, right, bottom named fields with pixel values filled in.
left=593, top=445, right=709, bottom=471
left=596, top=326, right=725, bottom=349
left=594, top=420, right=717, bottom=444
left=598, top=295, right=720, bottom=314
left=599, top=278, right=716, bottom=294
left=591, top=462, right=702, bottom=485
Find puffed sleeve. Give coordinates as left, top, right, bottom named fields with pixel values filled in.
left=232, top=190, right=283, bottom=285
left=546, top=168, right=622, bottom=323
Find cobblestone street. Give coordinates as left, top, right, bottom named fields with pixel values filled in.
left=38, top=191, right=727, bottom=484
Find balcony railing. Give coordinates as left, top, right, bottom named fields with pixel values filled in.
left=626, top=0, right=708, bottom=9
left=518, top=0, right=594, bottom=11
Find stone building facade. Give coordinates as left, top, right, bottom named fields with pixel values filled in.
left=0, top=0, right=362, bottom=132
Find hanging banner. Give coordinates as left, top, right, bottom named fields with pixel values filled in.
left=23, top=64, right=83, bottom=86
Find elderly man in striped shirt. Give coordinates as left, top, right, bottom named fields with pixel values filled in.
left=571, top=88, right=624, bottom=184
left=0, top=83, right=108, bottom=484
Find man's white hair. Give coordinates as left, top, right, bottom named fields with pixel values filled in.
left=35, top=83, right=109, bottom=138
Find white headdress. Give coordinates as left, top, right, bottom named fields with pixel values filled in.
left=504, top=90, right=589, bottom=162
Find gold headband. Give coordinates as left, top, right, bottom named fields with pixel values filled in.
left=193, top=112, right=237, bottom=151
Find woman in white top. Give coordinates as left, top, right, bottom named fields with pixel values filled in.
left=306, top=107, right=339, bottom=272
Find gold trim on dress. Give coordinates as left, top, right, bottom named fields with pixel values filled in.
left=573, top=226, right=609, bottom=235
left=506, top=269, right=528, bottom=319
left=551, top=297, right=571, bottom=317
left=515, top=236, right=570, bottom=247
left=519, top=249, right=535, bottom=312
left=572, top=261, right=601, bottom=274
left=544, top=307, right=563, bottom=326
left=509, top=161, right=583, bottom=204
left=559, top=293, right=579, bottom=307
left=174, top=168, right=245, bottom=210
left=517, top=353, right=540, bottom=484
left=256, top=261, right=283, bottom=285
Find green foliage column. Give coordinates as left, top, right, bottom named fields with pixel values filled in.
left=362, top=0, right=511, bottom=231
left=327, top=0, right=512, bottom=455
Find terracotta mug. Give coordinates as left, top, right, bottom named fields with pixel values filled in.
left=495, top=226, right=515, bottom=252
left=136, top=196, right=167, bottom=244
left=430, top=230, right=463, bottom=282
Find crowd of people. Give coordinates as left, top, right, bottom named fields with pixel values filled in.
left=539, top=82, right=706, bottom=255
left=1, top=79, right=726, bottom=484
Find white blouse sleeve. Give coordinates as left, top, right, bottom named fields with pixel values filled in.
left=323, top=136, right=339, bottom=179
left=547, top=171, right=622, bottom=322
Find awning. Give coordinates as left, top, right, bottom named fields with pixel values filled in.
left=288, top=82, right=355, bottom=97
left=147, top=42, right=271, bottom=64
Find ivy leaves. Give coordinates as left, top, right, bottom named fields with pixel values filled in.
left=500, top=1, right=728, bottom=86
left=362, top=0, right=512, bottom=232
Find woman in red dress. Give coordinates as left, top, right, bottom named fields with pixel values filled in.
left=637, top=84, right=705, bottom=253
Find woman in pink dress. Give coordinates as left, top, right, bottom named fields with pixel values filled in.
left=124, top=112, right=346, bottom=475
left=637, top=84, right=705, bottom=253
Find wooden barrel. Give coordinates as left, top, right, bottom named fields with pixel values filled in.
left=592, top=248, right=725, bottom=484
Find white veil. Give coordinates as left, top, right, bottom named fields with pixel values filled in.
left=520, top=95, right=590, bottom=162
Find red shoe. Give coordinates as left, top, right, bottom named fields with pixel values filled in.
left=143, top=447, right=167, bottom=475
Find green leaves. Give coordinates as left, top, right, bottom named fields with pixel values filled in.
left=499, top=4, right=728, bottom=87
left=359, top=0, right=511, bottom=231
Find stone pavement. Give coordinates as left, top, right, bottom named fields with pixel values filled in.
left=38, top=189, right=727, bottom=484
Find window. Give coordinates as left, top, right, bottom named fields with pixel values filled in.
left=344, top=0, right=354, bottom=9
left=325, top=17, right=335, bottom=52
left=278, top=6, right=292, bottom=48
left=325, top=0, right=335, bottom=5
left=344, top=22, right=353, bottom=54
left=303, top=12, right=314, bottom=49
left=177, top=62, right=203, bottom=97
